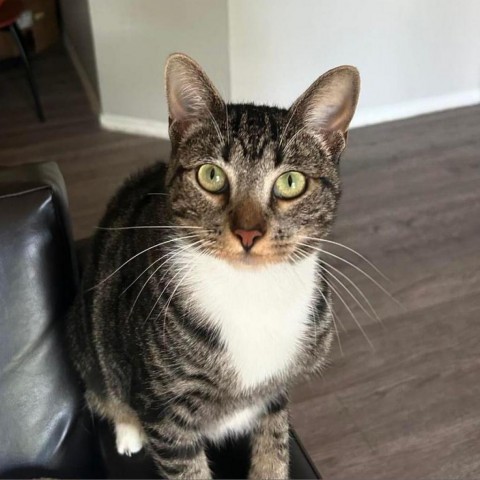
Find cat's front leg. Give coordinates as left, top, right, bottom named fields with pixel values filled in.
left=143, top=418, right=211, bottom=479
left=249, top=397, right=290, bottom=480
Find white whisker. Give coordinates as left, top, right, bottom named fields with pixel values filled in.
left=318, top=270, right=374, bottom=350
left=146, top=264, right=191, bottom=326
left=279, top=100, right=301, bottom=148
left=146, top=240, right=213, bottom=326
left=160, top=264, right=195, bottom=344
left=315, top=282, right=341, bottom=354
left=120, top=229, right=211, bottom=295
left=207, top=108, right=224, bottom=145
left=299, top=242, right=403, bottom=311
left=330, top=302, right=343, bottom=356
left=97, top=225, right=204, bottom=231
left=225, top=104, right=230, bottom=146
left=295, top=248, right=346, bottom=328
left=121, top=251, right=176, bottom=297
left=291, top=249, right=343, bottom=354
left=317, top=258, right=382, bottom=324
left=331, top=306, right=347, bottom=333
left=86, top=234, right=200, bottom=291
left=128, top=239, right=205, bottom=320
left=301, top=235, right=390, bottom=282
left=282, top=125, right=309, bottom=154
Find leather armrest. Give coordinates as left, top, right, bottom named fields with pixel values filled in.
left=0, top=162, right=95, bottom=478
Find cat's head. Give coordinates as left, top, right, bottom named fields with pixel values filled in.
left=164, top=53, right=360, bottom=267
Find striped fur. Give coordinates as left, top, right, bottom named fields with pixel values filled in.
left=67, top=54, right=359, bottom=479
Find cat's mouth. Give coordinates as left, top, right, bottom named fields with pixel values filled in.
left=209, top=254, right=287, bottom=271
left=207, top=236, right=296, bottom=268
left=218, top=251, right=288, bottom=268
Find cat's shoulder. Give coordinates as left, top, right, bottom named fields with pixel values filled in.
left=101, top=161, right=168, bottom=222
left=90, top=161, right=169, bottom=259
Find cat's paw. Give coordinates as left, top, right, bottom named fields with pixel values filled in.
left=115, top=422, right=144, bottom=456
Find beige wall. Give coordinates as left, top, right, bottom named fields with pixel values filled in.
left=89, top=0, right=230, bottom=126
left=59, top=0, right=99, bottom=95
left=228, top=0, right=480, bottom=127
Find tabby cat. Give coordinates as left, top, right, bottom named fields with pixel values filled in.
left=67, top=53, right=360, bottom=479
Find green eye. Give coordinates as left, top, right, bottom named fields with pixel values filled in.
left=273, top=171, right=307, bottom=199
left=197, top=164, right=228, bottom=193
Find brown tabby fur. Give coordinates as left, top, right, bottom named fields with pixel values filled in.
left=66, top=54, right=359, bottom=479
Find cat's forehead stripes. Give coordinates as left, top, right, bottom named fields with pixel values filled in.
left=224, top=104, right=285, bottom=163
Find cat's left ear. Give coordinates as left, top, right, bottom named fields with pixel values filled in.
left=289, top=66, right=360, bottom=140
left=165, top=53, right=225, bottom=140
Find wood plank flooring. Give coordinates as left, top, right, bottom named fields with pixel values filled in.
left=291, top=103, right=480, bottom=478
left=1, top=46, right=479, bottom=478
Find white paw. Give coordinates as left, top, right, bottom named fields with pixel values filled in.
left=115, top=422, right=144, bottom=456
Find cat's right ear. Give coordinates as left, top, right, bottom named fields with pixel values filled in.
left=165, top=53, right=225, bottom=140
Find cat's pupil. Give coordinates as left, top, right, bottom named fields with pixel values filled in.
left=288, top=175, right=293, bottom=187
left=210, top=168, right=215, bottom=180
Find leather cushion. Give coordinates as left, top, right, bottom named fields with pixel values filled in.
left=96, top=418, right=321, bottom=479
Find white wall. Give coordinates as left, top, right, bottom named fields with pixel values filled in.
left=76, top=0, right=480, bottom=137
left=60, top=0, right=99, bottom=102
left=228, top=0, right=480, bottom=127
left=88, top=0, right=230, bottom=136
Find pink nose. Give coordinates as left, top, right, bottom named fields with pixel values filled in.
left=234, top=229, right=263, bottom=251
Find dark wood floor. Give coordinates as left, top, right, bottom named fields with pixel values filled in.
left=291, top=105, right=480, bottom=479
left=2, top=46, right=479, bottom=478
left=0, top=46, right=169, bottom=239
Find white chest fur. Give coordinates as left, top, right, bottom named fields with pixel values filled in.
left=178, top=251, right=318, bottom=390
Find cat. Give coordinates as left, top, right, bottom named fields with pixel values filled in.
left=66, top=53, right=360, bottom=479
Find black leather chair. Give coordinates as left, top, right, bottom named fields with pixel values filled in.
left=0, top=161, right=321, bottom=479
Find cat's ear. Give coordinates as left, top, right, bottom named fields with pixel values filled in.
left=289, top=66, right=360, bottom=138
left=165, top=53, right=225, bottom=138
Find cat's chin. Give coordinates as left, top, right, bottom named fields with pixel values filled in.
left=216, top=251, right=290, bottom=269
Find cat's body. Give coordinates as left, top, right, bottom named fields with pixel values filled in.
left=68, top=160, right=332, bottom=471
left=67, top=55, right=359, bottom=479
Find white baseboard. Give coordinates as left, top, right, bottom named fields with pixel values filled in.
left=98, top=89, right=479, bottom=139
left=350, top=89, right=480, bottom=128
left=100, top=113, right=168, bottom=140
left=100, top=114, right=170, bottom=139
left=63, top=34, right=100, bottom=115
